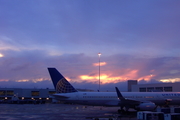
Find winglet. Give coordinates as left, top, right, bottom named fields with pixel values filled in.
left=115, top=87, right=125, bottom=101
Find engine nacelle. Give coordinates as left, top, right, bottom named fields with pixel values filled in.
left=135, top=102, right=156, bottom=111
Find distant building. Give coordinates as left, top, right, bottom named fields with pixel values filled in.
left=76, top=89, right=94, bottom=92
left=127, top=80, right=137, bottom=92
left=0, top=88, right=55, bottom=102
left=131, top=82, right=180, bottom=92
left=0, top=88, right=94, bottom=103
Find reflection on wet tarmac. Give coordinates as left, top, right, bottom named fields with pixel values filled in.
left=0, top=104, right=137, bottom=120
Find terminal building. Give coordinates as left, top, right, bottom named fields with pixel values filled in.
left=0, top=88, right=93, bottom=103
left=0, top=88, right=56, bottom=103
left=128, top=80, right=180, bottom=92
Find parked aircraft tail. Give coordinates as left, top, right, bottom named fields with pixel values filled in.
left=48, top=68, right=77, bottom=93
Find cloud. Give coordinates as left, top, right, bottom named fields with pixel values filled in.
left=93, top=62, right=107, bottom=67
left=160, top=78, right=180, bottom=83
left=0, top=50, right=180, bottom=91
left=0, top=36, right=20, bottom=51
left=0, top=1, right=180, bottom=91
left=0, top=53, right=4, bottom=57
left=1, top=1, right=180, bottom=57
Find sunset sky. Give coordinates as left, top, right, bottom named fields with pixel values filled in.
left=0, top=1, right=180, bottom=91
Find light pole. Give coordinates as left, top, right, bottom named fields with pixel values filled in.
left=98, top=52, right=101, bottom=92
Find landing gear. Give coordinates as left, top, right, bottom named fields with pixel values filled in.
left=118, top=106, right=129, bottom=114
left=164, top=100, right=171, bottom=107
left=118, top=109, right=124, bottom=113
left=118, top=106, right=124, bottom=113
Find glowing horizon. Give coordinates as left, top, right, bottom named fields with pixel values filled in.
left=160, top=78, right=180, bottom=83
left=78, top=69, right=155, bottom=84
left=0, top=79, right=9, bottom=82
left=1, top=74, right=180, bottom=85
left=0, top=53, right=4, bottom=57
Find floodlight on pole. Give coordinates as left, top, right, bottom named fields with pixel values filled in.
left=98, top=52, right=101, bottom=92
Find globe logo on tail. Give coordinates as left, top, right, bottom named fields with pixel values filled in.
left=56, top=78, right=77, bottom=93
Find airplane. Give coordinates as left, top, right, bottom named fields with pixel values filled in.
left=48, top=68, right=180, bottom=111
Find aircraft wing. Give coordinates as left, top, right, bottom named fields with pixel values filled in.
left=51, top=94, right=69, bottom=100
left=115, top=87, right=140, bottom=105
left=115, top=87, right=156, bottom=111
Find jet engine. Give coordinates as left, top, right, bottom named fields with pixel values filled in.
left=135, top=102, right=156, bottom=111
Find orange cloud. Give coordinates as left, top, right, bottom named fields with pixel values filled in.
left=0, top=79, right=9, bottom=82
left=79, top=74, right=130, bottom=84
left=122, top=69, right=138, bottom=79
left=31, top=78, right=49, bottom=83
left=138, top=74, right=156, bottom=81
left=77, top=69, right=160, bottom=84
left=79, top=69, right=141, bottom=84
left=93, top=62, right=107, bottom=66
left=16, top=79, right=29, bottom=82
left=0, top=53, right=4, bottom=57
left=16, top=78, right=49, bottom=83
left=80, top=75, right=95, bottom=80
left=159, top=78, right=180, bottom=83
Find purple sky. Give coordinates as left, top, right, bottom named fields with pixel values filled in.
left=0, top=1, right=180, bottom=91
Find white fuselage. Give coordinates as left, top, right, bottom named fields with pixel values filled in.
left=53, top=92, right=180, bottom=106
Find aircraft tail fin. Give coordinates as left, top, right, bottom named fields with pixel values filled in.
left=48, top=68, right=77, bottom=93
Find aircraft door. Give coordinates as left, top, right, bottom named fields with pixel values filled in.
left=75, top=92, right=79, bottom=100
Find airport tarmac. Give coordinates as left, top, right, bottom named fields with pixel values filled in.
left=0, top=104, right=137, bottom=120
